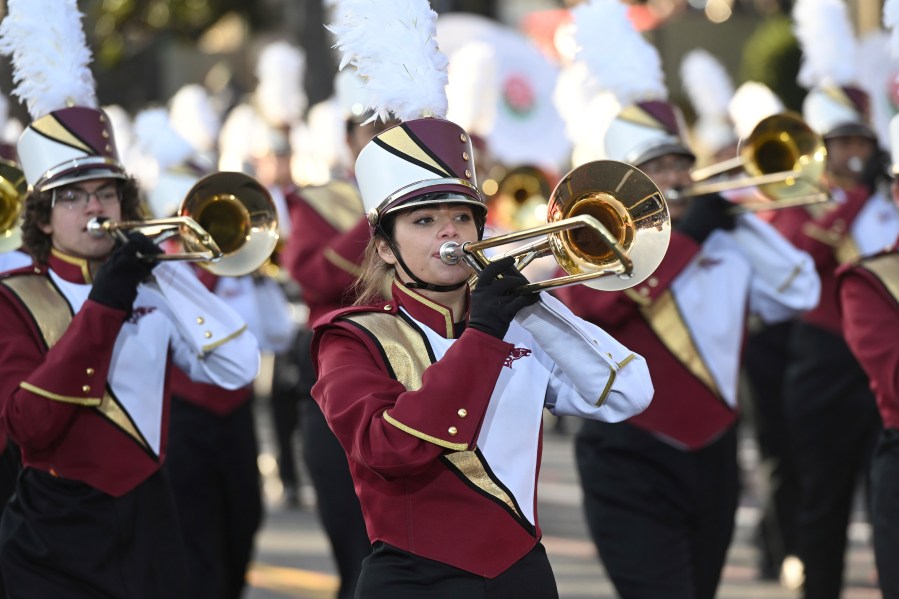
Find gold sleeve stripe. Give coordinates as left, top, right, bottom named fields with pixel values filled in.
left=777, top=264, right=804, bottom=293
left=201, top=324, right=248, bottom=354
left=20, top=381, right=102, bottom=406
left=618, top=353, right=636, bottom=369
left=383, top=411, right=469, bottom=451
left=324, top=248, right=362, bottom=277
left=595, top=369, right=615, bottom=407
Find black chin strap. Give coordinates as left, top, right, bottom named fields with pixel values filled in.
left=386, top=238, right=468, bottom=293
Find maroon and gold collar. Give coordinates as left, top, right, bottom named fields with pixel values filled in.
left=391, top=279, right=469, bottom=339
left=47, top=248, right=94, bottom=284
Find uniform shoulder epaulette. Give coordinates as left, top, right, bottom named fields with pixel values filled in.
left=296, top=180, right=364, bottom=233
left=314, top=301, right=398, bottom=328
left=837, top=247, right=898, bottom=277
left=0, top=263, right=44, bottom=282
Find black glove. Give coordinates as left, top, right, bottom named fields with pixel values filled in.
left=674, top=193, right=736, bottom=244
left=859, top=149, right=891, bottom=191
left=89, top=231, right=162, bottom=312
left=468, top=257, right=539, bottom=339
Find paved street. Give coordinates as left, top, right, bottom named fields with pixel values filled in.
left=245, top=409, right=879, bottom=599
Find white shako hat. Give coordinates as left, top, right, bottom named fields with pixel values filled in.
left=570, top=0, right=694, bottom=167
left=0, top=0, right=126, bottom=192
left=794, top=0, right=875, bottom=140
left=329, top=0, right=485, bottom=229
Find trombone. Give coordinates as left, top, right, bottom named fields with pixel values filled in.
left=0, top=159, right=27, bottom=253
left=439, top=160, right=671, bottom=293
left=670, top=112, right=830, bottom=212
left=88, top=171, right=279, bottom=277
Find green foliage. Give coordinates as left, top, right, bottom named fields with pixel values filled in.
left=83, top=0, right=269, bottom=68
left=740, top=14, right=805, bottom=113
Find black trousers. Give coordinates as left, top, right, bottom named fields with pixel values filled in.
left=575, top=421, right=739, bottom=599
left=743, top=321, right=800, bottom=573
left=355, top=541, right=558, bottom=599
left=0, top=442, right=20, bottom=599
left=301, top=398, right=372, bottom=599
left=784, top=323, right=881, bottom=599
left=0, top=468, right=188, bottom=598
left=164, top=397, right=263, bottom=599
left=871, top=429, right=899, bottom=599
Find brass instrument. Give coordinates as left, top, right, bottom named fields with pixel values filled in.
left=493, top=165, right=553, bottom=230
left=88, top=171, right=279, bottom=277
left=440, top=160, right=671, bottom=293
left=0, top=159, right=27, bottom=253
left=672, top=112, right=829, bottom=211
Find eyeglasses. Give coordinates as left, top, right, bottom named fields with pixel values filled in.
left=52, top=187, right=121, bottom=210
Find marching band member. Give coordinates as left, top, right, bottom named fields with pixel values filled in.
left=312, top=2, right=653, bottom=596
left=555, top=2, right=820, bottom=598
left=133, top=104, right=287, bottom=599
left=0, top=1, right=259, bottom=596
left=836, top=118, right=899, bottom=596
left=257, top=43, right=377, bottom=597
left=772, top=2, right=899, bottom=595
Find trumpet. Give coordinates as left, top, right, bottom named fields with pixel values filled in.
left=88, top=171, right=279, bottom=277
left=439, top=160, right=671, bottom=293
left=0, top=159, right=27, bottom=253
left=670, top=112, right=829, bottom=211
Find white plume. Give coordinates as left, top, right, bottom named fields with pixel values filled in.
left=680, top=49, right=733, bottom=120
left=571, top=0, right=666, bottom=106
left=255, top=40, right=307, bottom=127
left=169, top=84, right=221, bottom=154
left=445, top=41, right=498, bottom=135
left=218, top=103, right=260, bottom=172
left=133, top=108, right=195, bottom=172
left=793, top=0, right=858, bottom=88
left=0, top=0, right=97, bottom=119
left=328, top=0, right=449, bottom=122
left=885, top=0, right=899, bottom=59
left=728, top=81, right=784, bottom=139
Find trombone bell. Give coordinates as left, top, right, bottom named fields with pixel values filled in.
left=0, top=160, right=27, bottom=253
left=440, top=160, right=671, bottom=293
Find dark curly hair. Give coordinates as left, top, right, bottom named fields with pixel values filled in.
left=21, top=176, right=144, bottom=264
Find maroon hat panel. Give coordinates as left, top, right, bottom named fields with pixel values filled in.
left=49, top=106, right=120, bottom=162
left=637, top=100, right=681, bottom=137
left=841, top=86, right=871, bottom=123
left=401, top=119, right=477, bottom=186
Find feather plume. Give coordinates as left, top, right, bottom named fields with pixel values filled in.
left=133, top=108, right=195, bottom=172
left=255, top=40, right=307, bottom=127
left=169, top=84, right=221, bottom=154
left=885, top=0, right=899, bottom=58
left=793, top=0, right=858, bottom=88
left=218, top=104, right=260, bottom=171
left=445, top=41, right=498, bottom=135
left=571, top=0, right=666, bottom=106
left=680, top=49, right=733, bottom=120
left=0, top=0, right=97, bottom=119
left=728, top=81, right=784, bottom=139
left=327, top=0, right=449, bottom=122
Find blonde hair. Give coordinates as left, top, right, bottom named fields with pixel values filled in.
left=352, top=237, right=395, bottom=305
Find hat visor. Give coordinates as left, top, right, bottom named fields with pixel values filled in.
left=823, top=123, right=877, bottom=141
left=376, top=179, right=486, bottom=222
left=633, top=143, right=696, bottom=168
left=39, top=168, right=128, bottom=192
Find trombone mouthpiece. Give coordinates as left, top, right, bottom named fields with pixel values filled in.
left=439, top=241, right=462, bottom=265
left=86, top=217, right=109, bottom=238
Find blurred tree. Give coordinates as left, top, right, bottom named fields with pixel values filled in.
left=740, top=13, right=804, bottom=112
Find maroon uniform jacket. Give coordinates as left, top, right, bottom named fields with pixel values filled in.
left=281, top=181, right=370, bottom=324
left=770, top=184, right=893, bottom=335
left=838, top=244, right=899, bottom=430
left=0, top=253, right=258, bottom=496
